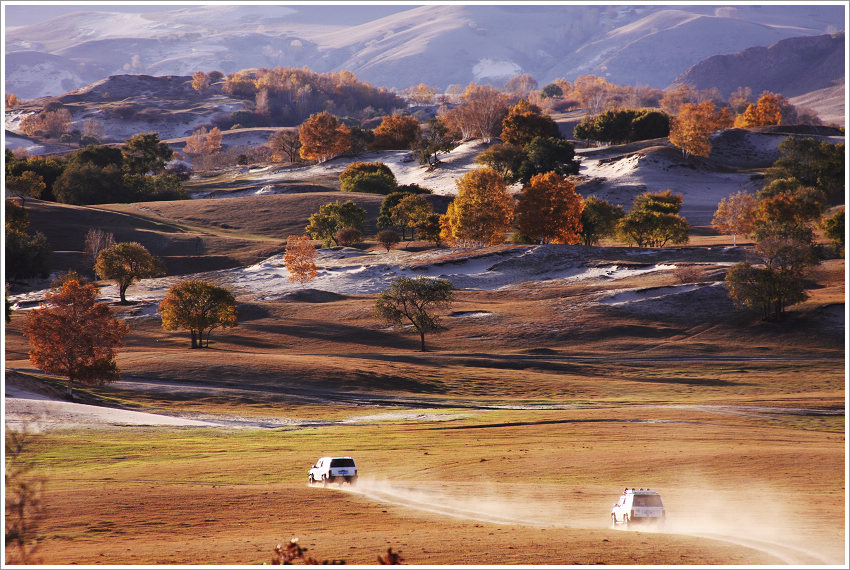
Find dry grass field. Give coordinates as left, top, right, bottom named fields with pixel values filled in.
left=4, top=184, right=846, bottom=566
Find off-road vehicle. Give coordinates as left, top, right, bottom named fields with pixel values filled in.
left=611, top=488, right=665, bottom=528
left=308, top=456, right=358, bottom=486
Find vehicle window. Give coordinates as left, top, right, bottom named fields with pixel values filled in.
left=633, top=495, right=663, bottom=507
left=330, top=458, right=356, bottom=467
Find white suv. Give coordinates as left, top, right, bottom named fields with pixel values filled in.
left=308, top=456, right=358, bottom=486
left=611, top=488, right=665, bottom=528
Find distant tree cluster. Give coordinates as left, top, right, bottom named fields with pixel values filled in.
left=216, top=67, right=404, bottom=128
left=5, top=132, right=186, bottom=206
left=574, top=108, right=670, bottom=145
left=474, top=101, right=579, bottom=184
left=714, top=136, right=843, bottom=320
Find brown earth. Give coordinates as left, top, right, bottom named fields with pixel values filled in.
left=4, top=180, right=845, bottom=566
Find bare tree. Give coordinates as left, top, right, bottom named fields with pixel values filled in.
left=84, top=228, right=115, bottom=271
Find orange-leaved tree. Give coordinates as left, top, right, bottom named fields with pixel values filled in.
left=299, top=112, right=351, bottom=163
left=514, top=172, right=584, bottom=244
left=711, top=190, right=757, bottom=246
left=669, top=101, right=732, bottom=158
left=371, top=114, right=421, bottom=150
left=439, top=168, right=514, bottom=247
left=733, top=92, right=783, bottom=128
left=159, top=280, right=238, bottom=349
left=23, top=278, right=129, bottom=396
left=94, top=242, right=166, bottom=304
left=284, top=235, right=318, bottom=284
left=191, top=71, right=210, bottom=92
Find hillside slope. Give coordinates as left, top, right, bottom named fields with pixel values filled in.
left=670, top=32, right=845, bottom=99
left=5, top=4, right=843, bottom=98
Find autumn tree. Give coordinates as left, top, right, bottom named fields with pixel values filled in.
left=733, top=92, right=783, bottom=128
left=504, top=73, right=539, bottom=96
left=405, top=83, right=436, bottom=105
left=159, top=280, right=238, bottom=349
left=94, top=242, right=166, bottom=304
left=334, top=226, right=362, bottom=246
left=6, top=93, right=19, bottom=108
left=579, top=196, right=624, bottom=246
left=284, top=235, right=318, bottom=284
left=572, top=75, right=613, bottom=114
left=500, top=100, right=561, bottom=147
left=183, top=127, right=222, bottom=156
left=299, top=112, right=351, bottom=163
left=440, top=168, right=514, bottom=248
left=23, top=278, right=129, bottom=396
left=305, top=200, right=367, bottom=247
left=514, top=172, right=583, bottom=244
left=616, top=190, right=690, bottom=248
left=711, top=190, right=757, bottom=245
left=669, top=101, right=732, bottom=158
left=268, top=129, right=302, bottom=162
left=371, top=114, right=421, bottom=150
left=439, top=83, right=511, bottom=140
left=122, top=132, right=174, bottom=174
left=374, top=276, right=454, bottom=351
left=752, top=186, right=826, bottom=242
left=192, top=71, right=210, bottom=92
left=390, top=194, right=434, bottom=241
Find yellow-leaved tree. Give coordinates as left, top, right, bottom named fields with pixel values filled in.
left=159, top=280, right=238, bottom=349
left=669, top=101, right=733, bottom=157
left=439, top=168, right=514, bottom=247
left=733, top=92, right=783, bottom=128
left=284, top=235, right=318, bottom=284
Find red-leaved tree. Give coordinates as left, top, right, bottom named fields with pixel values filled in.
left=23, top=279, right=129, bottom=396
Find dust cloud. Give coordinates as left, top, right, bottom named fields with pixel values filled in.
left=342, top=478, right=569, bottom=527
left=334, top=477, right=844, bottom=566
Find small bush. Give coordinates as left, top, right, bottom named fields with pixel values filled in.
left=377, top=229, right=401, bottom=251
left=335, top=226, right=362, bottom=247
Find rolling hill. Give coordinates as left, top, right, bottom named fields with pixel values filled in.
left=5, top=4, right=844, bottom=99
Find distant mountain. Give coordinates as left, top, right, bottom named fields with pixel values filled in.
left=669, top=32, right=846, bottom=99
left=4, top=4, right=844, bottom=99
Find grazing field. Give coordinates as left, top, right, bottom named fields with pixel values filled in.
left=5, top=139, right=845, bottom=565
left=4, top=258, right=845, bottom=565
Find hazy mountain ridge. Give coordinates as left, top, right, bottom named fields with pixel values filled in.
left=671, top=32, right=846, bottom=98
left=5, top=4, right=844, bottom=99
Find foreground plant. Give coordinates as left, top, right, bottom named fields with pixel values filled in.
left=5, top=425, right=46, bottom=564
left=24, top=278, right=129, bottom=396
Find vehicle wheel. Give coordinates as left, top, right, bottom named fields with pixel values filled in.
left=623, top=515, right=630, bottom=529
left=349, top=476, right=358, bottom=486
left=611, top=514, right=618, bottom=528
left=322, top=476, right=329, bottom=487
left=308, top=475, right=314, bottom=485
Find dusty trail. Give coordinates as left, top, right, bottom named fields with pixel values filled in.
left=334, top=481, right=841, bottom=566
